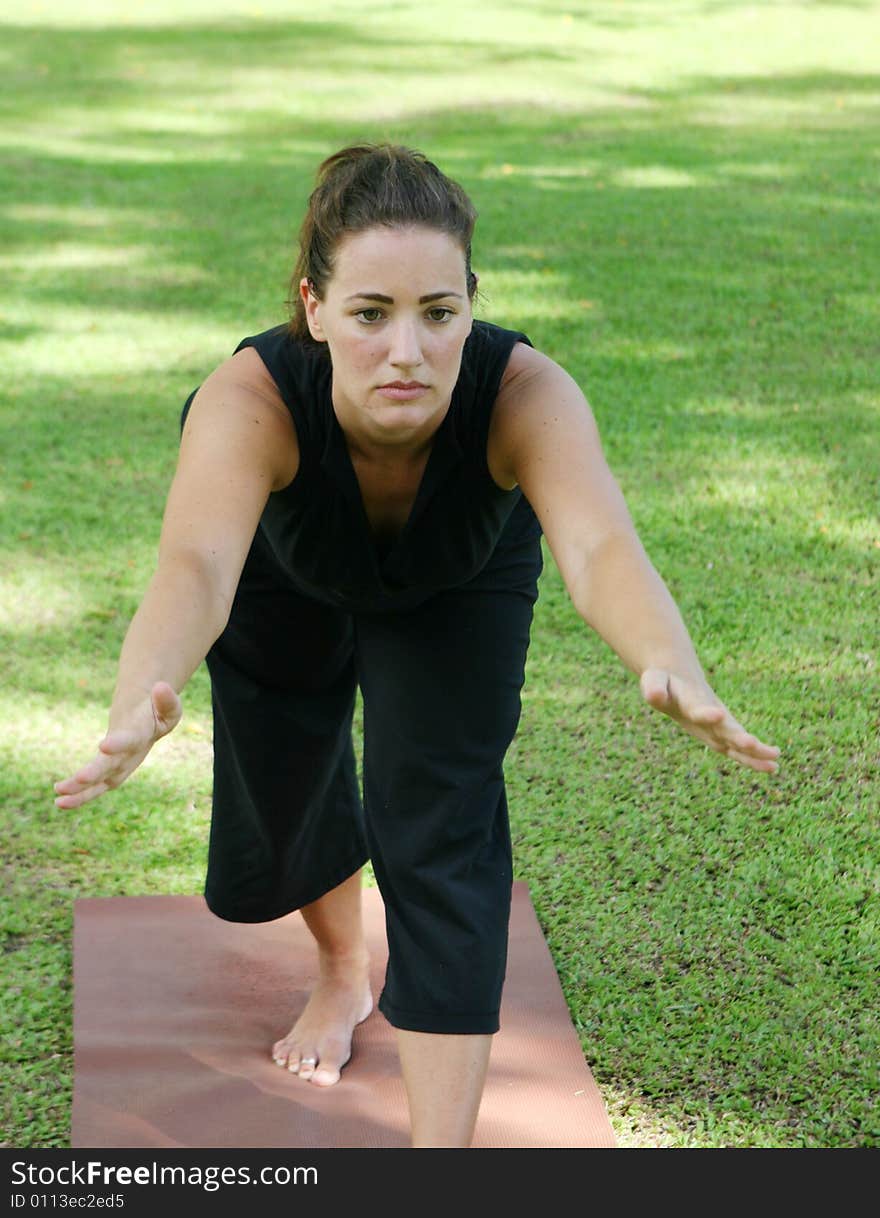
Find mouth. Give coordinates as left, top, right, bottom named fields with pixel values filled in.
left=377, top=380, right=429, bottom=400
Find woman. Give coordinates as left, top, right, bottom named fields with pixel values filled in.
left=55, top=144, right=779, bottom=1148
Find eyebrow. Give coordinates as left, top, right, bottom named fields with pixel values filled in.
left=345, top=291, right=464, bottom=304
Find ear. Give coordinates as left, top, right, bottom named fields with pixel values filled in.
left=300, top=277, right=326, bottom=342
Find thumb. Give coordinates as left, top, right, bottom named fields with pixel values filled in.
left=151, top=681, right=182, bottom=735
left=640, top=668, right=671, bottom=708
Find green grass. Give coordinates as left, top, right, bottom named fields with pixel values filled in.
left=1, top=0, right=878, bottom=1149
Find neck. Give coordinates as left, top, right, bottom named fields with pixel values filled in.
left=344, top=429, right=435, bottom=467
left=334, top=401, right=449, bottom=467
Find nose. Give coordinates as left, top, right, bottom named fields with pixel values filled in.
left=388, top=317, right=423, bottom=371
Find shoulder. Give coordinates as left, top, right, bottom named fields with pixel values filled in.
left=203, top=320, right=316, bottom=427
left=488, top=341, right=598, bottom=489
left=498, top=340, right=576, bottom=396
left=197, top=346, right=293, bottom=428
left=466, top=320, right=575, bottom=402
left=225, top=345, right=290, bottom=412
left=497, top=340, right=594, bottom=428
left=185, top=342, right=299, bottom=492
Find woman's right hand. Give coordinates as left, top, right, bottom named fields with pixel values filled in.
left=53, top=681, right=183, bottom=810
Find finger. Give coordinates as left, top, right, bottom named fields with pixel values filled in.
left=732, top=735, right=780, bottom=759
left=55, top=781, right=110, bottom=809
left=705, top=724, right=781, bottom=759
left=54, top=761, right=110, bottom=790
left=722, top=748, right=780, bottom=774
left=54, top=751, right=134, bottom=793
left=698, top=727, right=781, bottom=765
left=53, top=771, right=113, bottom=796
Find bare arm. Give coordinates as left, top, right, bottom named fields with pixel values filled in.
left=489, top=343, right=779, bottom=773
left=54, top=348, right=299, bottom=808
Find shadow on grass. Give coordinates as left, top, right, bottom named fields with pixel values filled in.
left=2, top=42, right=877, bottom=529
left=503, top=0, right=878, bottom=27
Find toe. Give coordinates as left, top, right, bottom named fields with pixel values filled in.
left=297, top=1054, right=317, bottom=1080
left=310, top=1062, right=342, bottom=1087
left=308, top=1043, right=350, bottom=1087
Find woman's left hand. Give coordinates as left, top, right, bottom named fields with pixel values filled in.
left=640, top=668, right=780, bottom=773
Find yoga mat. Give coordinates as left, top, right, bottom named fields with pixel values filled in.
left=71, top=882, right=616, bottom=1148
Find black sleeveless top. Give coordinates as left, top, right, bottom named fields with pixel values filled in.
left=186, top=319, right=533, bottom=614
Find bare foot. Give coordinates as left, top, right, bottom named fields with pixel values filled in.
left=271, top=959, right=373, bottom=1087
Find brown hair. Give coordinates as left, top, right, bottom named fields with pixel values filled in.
left=287, top=143, right=478, bottom=344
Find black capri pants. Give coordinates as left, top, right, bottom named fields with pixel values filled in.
left=203, top=499, right=543, bottom=1035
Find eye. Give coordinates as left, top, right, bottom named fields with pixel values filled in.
left=355, top=307, right=384, bottom=323
left=426, top=307, right=454, bottom=323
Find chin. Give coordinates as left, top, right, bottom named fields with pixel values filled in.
left=370, top=398, right=442, bottom=428
left=369, top=411, right=427, bottom=438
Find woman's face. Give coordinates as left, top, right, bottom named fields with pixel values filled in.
left=300, top=224, right=474, bottom=452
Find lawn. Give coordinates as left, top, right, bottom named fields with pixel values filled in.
left=1, top=0, right=877, bottom=1149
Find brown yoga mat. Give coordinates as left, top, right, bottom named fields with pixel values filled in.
left=71, top=881, right=616, bottom=1148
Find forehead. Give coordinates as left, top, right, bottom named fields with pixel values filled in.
left=329, top=225, right=467, bottom=288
